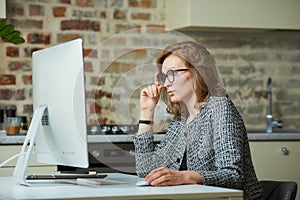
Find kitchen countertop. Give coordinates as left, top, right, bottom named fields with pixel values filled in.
left=0, top=131, right=165, bottom=145
left=1, top=130, right=300, bottom=145
left=247, top=132, right=300, bottom=141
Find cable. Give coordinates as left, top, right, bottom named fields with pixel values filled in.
left=0, top=152, right=26, bottom=168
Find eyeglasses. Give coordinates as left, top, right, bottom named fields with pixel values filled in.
left=158, top=69, right=188, bottom=85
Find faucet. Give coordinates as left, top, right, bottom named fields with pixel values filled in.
left=266, top=77, right=283, bottom=133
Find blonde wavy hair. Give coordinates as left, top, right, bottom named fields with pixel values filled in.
left=156, top=41, right=226, bottom=119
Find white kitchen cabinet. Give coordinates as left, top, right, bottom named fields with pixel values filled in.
left=0, top=0, right=5, bottom=18
left=166, top=0, right=300, bottom=31
left=0, top=145, right=56, bottom=176
left=250, top=141, right=300, bottom=200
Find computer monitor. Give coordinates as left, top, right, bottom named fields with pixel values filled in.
left=13, top=39, right=89, bottom=185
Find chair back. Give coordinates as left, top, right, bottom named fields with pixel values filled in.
left=260, top=180, right=298, bottom=200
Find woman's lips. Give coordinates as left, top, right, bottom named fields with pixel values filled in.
left=167, top=90, right=174, bottom=96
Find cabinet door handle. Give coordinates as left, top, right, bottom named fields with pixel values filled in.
left=281, top=147, right=289, bottom=155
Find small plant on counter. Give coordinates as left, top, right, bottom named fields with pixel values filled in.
left=0, top=20, right=25, bottom=44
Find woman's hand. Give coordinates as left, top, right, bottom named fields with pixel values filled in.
left=137, top=73, right=164, bottom=134
left=139, top=73, right=164, bottom=118
left=140, top=84, right=163, bottom=111
left=144, top=167, right=203, bottom=186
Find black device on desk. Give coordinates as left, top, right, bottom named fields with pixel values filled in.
left=26, top=172, right=107, bottom=180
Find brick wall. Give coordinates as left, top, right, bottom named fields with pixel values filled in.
left=0, top=0, right=299, bottom=131
left=190, top=33, right=300, bottom=129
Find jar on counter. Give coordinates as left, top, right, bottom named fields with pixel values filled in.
left=19, top=116, right=28, bottom=131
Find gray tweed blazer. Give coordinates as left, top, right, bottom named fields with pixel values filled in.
left=134, top=96, right=263, bottom=200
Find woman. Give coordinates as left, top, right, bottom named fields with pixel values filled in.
left=133, top=41, right=263, bottom=200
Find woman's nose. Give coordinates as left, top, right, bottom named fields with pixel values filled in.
left=164, top=78, right=171, bottom=87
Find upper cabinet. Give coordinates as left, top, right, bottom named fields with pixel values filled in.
left=0, top=0, right=6, bottom=18
left=165, top=0, right=300, bottom=31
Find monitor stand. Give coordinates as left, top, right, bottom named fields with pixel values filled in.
left=13, top=105, right=47, bottom=186
left=12, top=105, right=105, bottom=186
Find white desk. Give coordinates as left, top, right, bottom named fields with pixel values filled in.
left=0, top=173, right=243, bottom=200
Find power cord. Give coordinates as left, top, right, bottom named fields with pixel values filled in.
left=0, top=152, right=26, bottom=168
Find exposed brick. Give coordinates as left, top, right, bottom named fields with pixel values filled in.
left=24, top=47, right=43, bottom=57
left=141, top=0, right=154, bottom=8
left=27, top=33, right=51, bottom=44
left=1, top=0, right=300, bottom=130
left=123, top=63, right=136, bottom=72
left=84, top=61, right=93, bottom=72
left=131, top=13, right=150, bottom=20
left=131, top=49, right=147, bottom=56
left=109, top=0, right=123, bottom=7
left=100, top=49, right=110, bottom=59
left=89, top=102, right=101, bottom=114
left=6, top=47, right=19, bottom=57
left=281, top=53, right=300, bottom=63
left=53, top=6, right=66, bottom=17
left=97, top=77, right=105, bottom=86
left=100, top=11, right=106, bottom=18
left=121, top=49, right=147, bottom=60
left=84, top=49, right=91, bottom=57
left=22, top=75, right=32, bottom=85
left=57, top=34, right=82, bottom=43
left=129, top=0, right=154, bottom=8
left=15, top=89, right=25, bottom=100
left=85, top=90, right=93, bottom=99
left=254, top=91, right=268, bottom=99
left=94, top=89, right=112, bottom=99
left=72, top=9, right=99, bottom=18
left=0, top=75, right=16, bottom=85
left=61, top=20, right=100, bottom=31
left=10, top=19, right=43, bottom=29
left=0, top=89, right=14, bottom=100
left=84, top=49, right=97, bottom=58
left=129, top=0, right=139, bottom=7
left=113, top=9, right=126, bottom=20
left=89, top=76, right=103, bottom=85
left=104, top=37, right=126, bottom=46
left=115, top=24, right=141, bottom=33
left=8, top=61, right=31, bottom=72
left=60, top=0, right=71, bottom=4
left=7, top=2, right=24, bottom=16
left=0, top=89, right=25, bottom=100
left=8, top=61, right=22, bottom=71
left=99, top=118, right=108, bottom=125
left=106, top=62, right=121, bottom=73
left=146, top=25, right=166, bottom=33
left=23, top=104, right=33, bottom=114
left=75, top=0, right=94, bottom=7
left=87, top=118, right=98, bottom=125
left=30, top=4, right=44, bottom=16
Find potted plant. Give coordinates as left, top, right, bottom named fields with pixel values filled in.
left=0, top=20, right=25, bottom=44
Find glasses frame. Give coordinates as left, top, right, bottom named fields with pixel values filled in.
left=158, top=68, right=188, bottom=85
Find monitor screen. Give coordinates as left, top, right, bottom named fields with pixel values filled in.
left=13, top=39, right=89, bottom=185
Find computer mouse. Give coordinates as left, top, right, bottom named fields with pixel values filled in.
left=136, top=178, right=150, bottom=186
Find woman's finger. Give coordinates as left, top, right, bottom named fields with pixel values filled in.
left=145, top=167, right=168, bottom=182
left=154, top=72, right=160, bottom=86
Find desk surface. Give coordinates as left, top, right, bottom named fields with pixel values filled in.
left=0, top=173, right=243, bottom=200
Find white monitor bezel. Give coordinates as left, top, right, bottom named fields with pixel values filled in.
left=13, top=39, right=89, bottom=185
